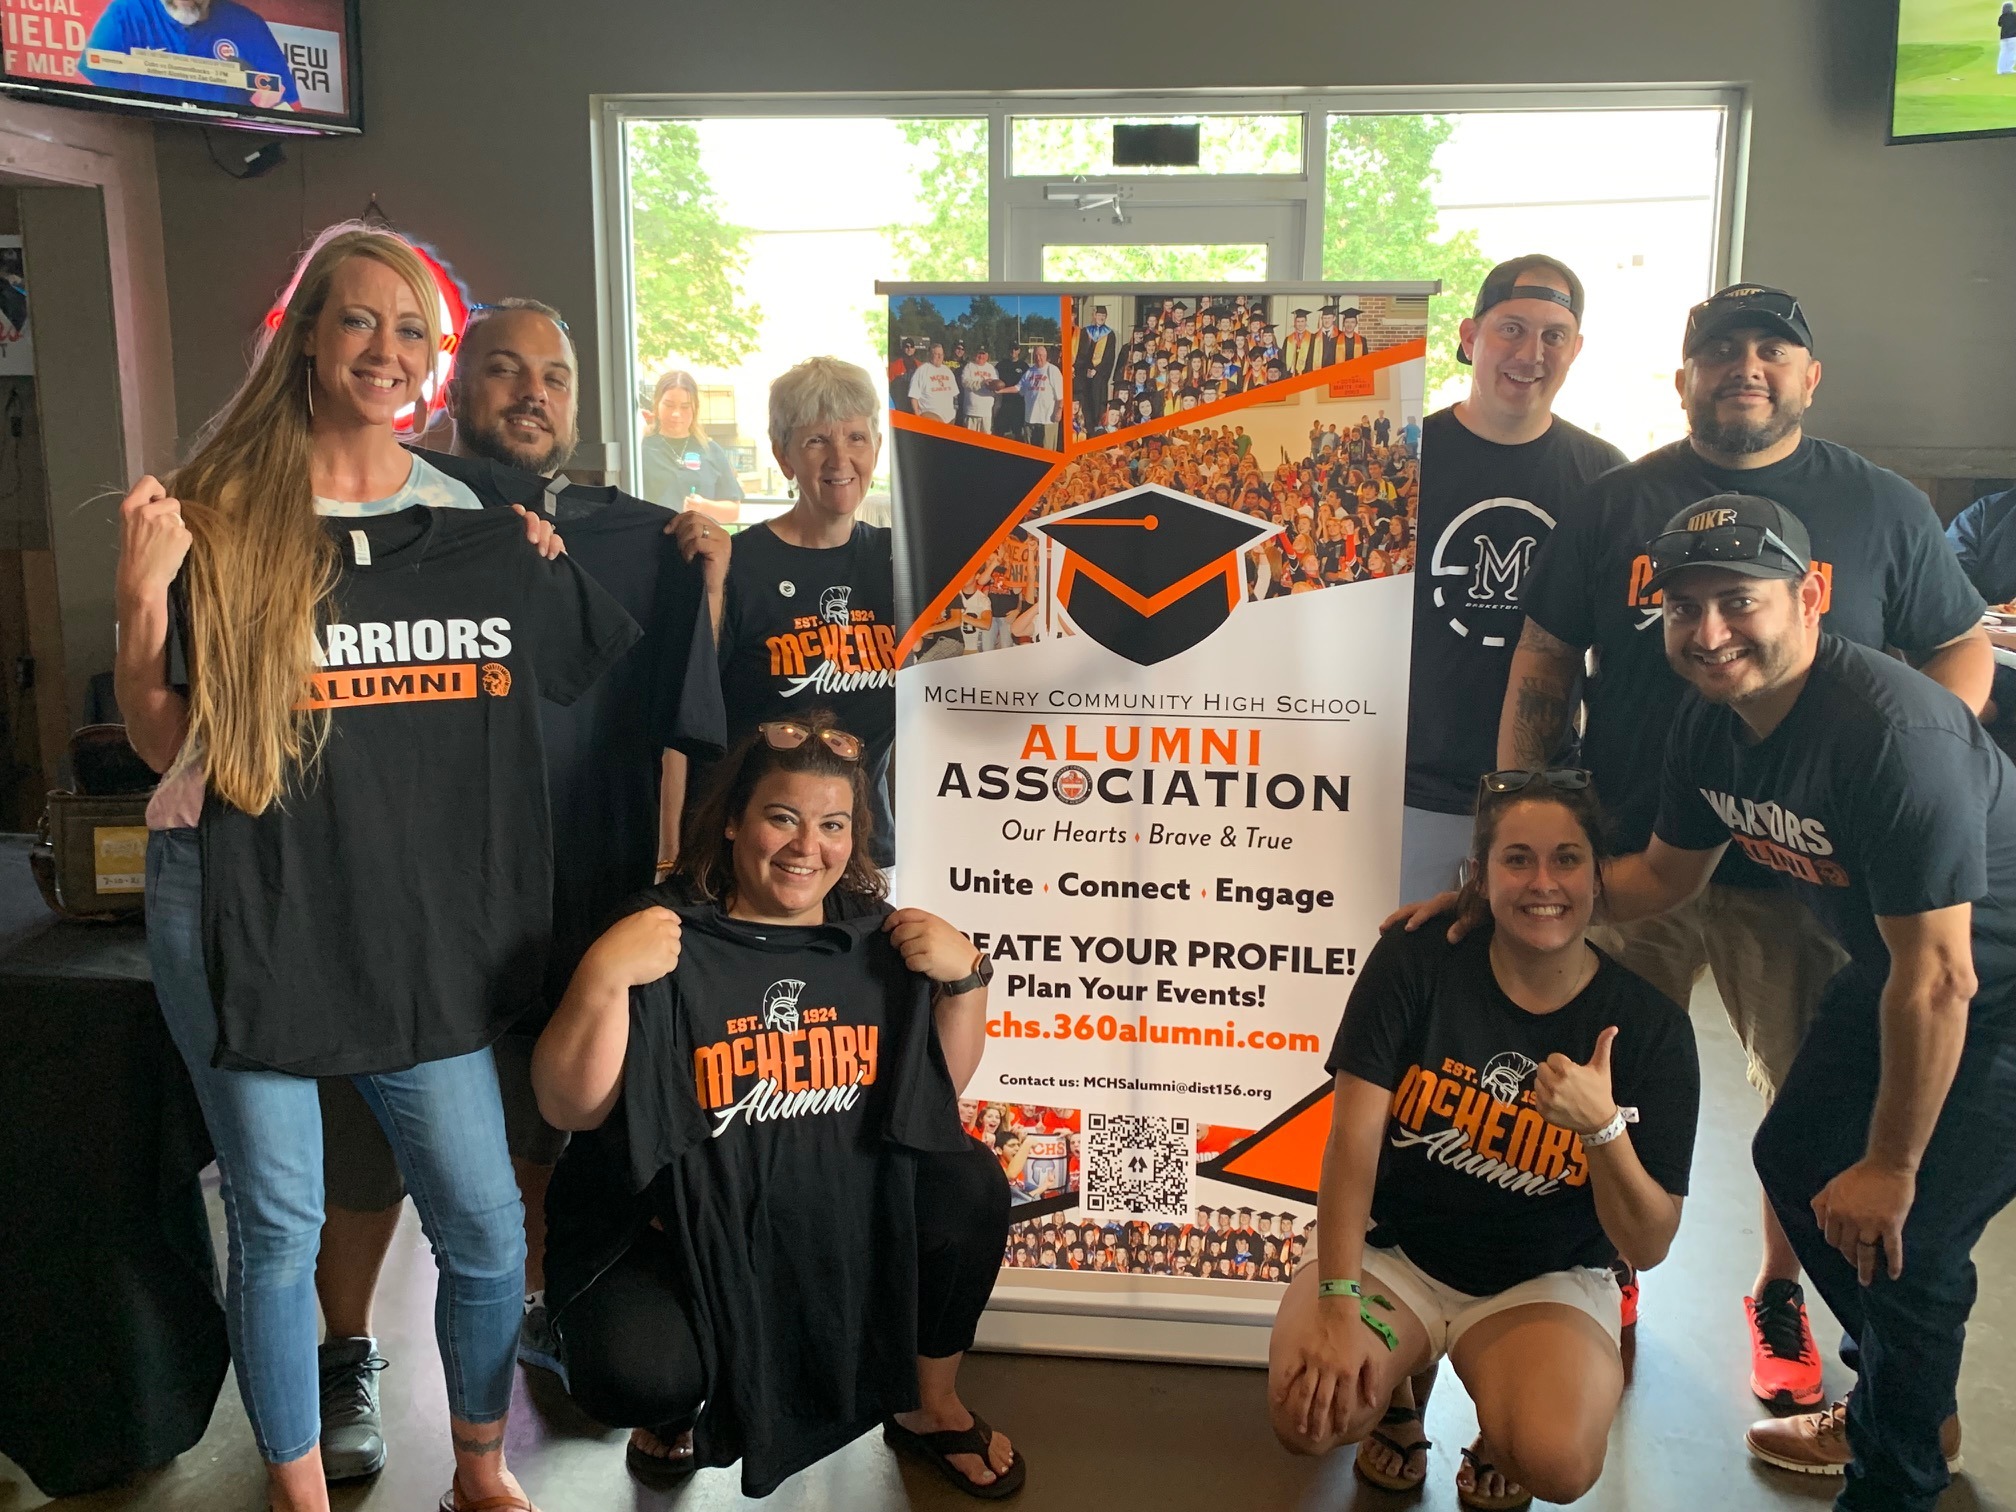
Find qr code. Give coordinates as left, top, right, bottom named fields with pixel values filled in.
left=1084, top=1112, right=1191, bottom=1217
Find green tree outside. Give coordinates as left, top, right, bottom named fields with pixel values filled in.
left=1323, top=115, right=1493, bottom=393
left=872, top=113, right=1489, bottom=390
left=626, top=120, right=763, bottom=387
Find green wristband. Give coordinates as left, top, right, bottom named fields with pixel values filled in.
left=1316, top=1277, right=1399, bottom=1351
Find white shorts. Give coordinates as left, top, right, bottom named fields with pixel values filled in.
left=1302, top=1238, right=1622, bottom=1362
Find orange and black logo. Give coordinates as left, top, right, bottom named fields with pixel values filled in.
left=1024, top=485, right=1275, bottom=666
left=692, top=976, right=882, bottom=1136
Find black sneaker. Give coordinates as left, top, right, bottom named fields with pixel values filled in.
left=517, top=1292, right=568, bottom=1388
left=318, top=1335, right=388, bottom=1481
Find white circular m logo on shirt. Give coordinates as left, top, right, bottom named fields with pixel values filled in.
left=1429, top=496, right=1555, bottom=647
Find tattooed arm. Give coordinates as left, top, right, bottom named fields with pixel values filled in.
left=1497, top=617, right=1585, bottom=769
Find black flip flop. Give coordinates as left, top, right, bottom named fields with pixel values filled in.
left=1354, top=1404, right=1432, bottom=1492
left=625, top=1432, right=698, bottom=1490
left=884, top=1412, right=1027, bottom=1500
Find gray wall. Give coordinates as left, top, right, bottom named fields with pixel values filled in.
left=151, top=0, right=2016, bottom=477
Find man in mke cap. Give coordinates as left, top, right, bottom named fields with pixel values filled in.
left=1590, top=492, right=2016, bottom=1510
left=1505, top=281, right=1991, bottom=1399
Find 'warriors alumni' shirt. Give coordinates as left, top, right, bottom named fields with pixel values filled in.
left=196, top=507, right=639, bottom=1075
left=1405, top=409, right=1625, bottom=813
left=1655, top=634, right=2016, bottom=1035
left=548, top=896, right=968, bottom=1496
left=716, top=521, right=898, bottom=864
left=1331, top=924, right=1699, bottom=1296
left=421, top=450, right=728, bottom=1021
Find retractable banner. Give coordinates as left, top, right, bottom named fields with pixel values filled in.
left=884, top=282, right=1432, bottom=1342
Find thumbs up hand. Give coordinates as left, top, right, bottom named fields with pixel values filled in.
left=1533, top=1026, right=1620, bottom=1138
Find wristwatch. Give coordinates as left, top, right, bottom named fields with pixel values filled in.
left=938, top=952, right=995, bottom=995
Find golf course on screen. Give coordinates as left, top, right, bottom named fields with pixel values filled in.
left=1893, top=0, right=2016, bottom=140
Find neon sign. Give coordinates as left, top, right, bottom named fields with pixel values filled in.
left=264, top=240, right=470, bottom=435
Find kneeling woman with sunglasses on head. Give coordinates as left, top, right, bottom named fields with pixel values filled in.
left=531, top=714, right=1025, bottom=1500
left=1268, top=770, right=1700, bottom=1512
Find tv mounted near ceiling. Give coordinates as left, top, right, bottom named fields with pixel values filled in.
left=1889, top=0, right=2016, bottom=143
left=0, top=0, right=362, bottom=136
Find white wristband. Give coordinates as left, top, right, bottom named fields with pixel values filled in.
left=1582, top=1108, right=1630, bottom=1148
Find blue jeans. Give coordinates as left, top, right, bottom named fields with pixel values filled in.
left=146, top=828, right=525, bottom=1464
left=1754, top=977, right=2016, bottom=1512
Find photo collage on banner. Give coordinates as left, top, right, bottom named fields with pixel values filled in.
left=888, top=283, right=1431, bottom=1293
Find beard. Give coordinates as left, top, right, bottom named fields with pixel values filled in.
left=1668, top=626, right=1802, bottom=707
left=457, top=402, right=577, bottom=475
left=1688, top=386, right=1805, bottom=455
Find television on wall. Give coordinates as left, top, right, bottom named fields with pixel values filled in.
left=0, top=0, right=362, bottom=136
left=1890, top=0, right=2016, bottom=143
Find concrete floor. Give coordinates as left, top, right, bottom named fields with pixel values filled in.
left=5, top=984, right=2014, bottom=1512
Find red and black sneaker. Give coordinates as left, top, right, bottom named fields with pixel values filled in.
left=1611, top=1257, right=1639, bottom=1330
left=1747, top=1278, right=1824, bottom=1408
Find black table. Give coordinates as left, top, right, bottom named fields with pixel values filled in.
left=0, top=913, right=229, bottom=1495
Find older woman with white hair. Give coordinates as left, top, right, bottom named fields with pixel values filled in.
left=704, top=357, right=901, bottom=868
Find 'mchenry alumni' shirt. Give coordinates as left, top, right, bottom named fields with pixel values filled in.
left=1655, top=634, right=2016, bottom=1037
left=1330, top=924, right=1700, bottom=1297
left=716, top=521, right=899, bottom=865
left=196, top=507, right=639, bottom=1075
left=1522, top=436, right=1985, bottom=860
left=546, top=896, right=969, bottom=1497
left=421, top=450, right=729, bottom=1018
left=1405, top=409, right=1625, bottom=813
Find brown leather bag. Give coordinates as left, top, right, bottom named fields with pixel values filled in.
left=28, top=725, right=157, bottom=922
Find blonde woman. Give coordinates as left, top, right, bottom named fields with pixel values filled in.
left=114, top=224, right=610, bottom=1512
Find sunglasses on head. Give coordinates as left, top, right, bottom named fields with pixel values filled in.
left=1684, top=290, right=1803, bottom=349
left=1478, top=767, right=1592, bottom=796
left=756, top=720, right=862, bottom=761
left=467, top=302, right=570, bottom=334
left=1646, top=523, right=1806, bottom=580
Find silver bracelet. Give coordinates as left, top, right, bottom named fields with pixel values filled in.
left=1582, top=1108, right=1630, bottom=1148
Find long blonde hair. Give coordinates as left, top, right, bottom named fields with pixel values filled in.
left=174, top=223, right=441, bottom=815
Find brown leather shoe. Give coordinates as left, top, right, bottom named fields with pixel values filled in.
left=1745, top=1398, right=1961, bottom=1475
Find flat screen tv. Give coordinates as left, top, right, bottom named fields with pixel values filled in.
left=1891, top=0, right=2016, bottom=143
left=0, top=0, right=361, bottom=135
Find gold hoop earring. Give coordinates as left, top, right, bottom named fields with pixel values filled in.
left=304, top=359, right=316, bottom=420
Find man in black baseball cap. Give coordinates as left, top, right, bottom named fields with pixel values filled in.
left=1456, top=254, right=1585, bottom=367
left=1401, top=252, right=1616, bottom=905
left=1504, top=277, right=1991, bottom=1412
left=1591, top=491, right=2016, bottom=1509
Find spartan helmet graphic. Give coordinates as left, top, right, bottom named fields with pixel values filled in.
left=819, top=585, right=852, bottom=626
left=1479, top=1052, right=1538, bottom=1104
left=761, top=978, right=806, bottom=1034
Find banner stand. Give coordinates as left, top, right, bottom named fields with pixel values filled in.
left=883, top=279, right=1437, bottom=1364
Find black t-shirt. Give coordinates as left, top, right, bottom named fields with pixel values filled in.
left=196, top=507, right=639, bottom=1075
left=1328, top=924, right=1699, bottom=1297
left=714, top=521, right=898, bottom=865
left=544, top=894, right=967, bottom=1497
left=420, top=450, right=728, bottom=1022
left=1655, top=634, right=2016, bottom=1034
left=1523, top=437, right=1985, bottom=866
left=1405, top=409, right=1626, bottom=813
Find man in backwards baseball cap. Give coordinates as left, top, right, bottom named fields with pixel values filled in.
left=1400, top=252, right=1618, bottom=911
left=1501, top=274, right=1990, bottom=1432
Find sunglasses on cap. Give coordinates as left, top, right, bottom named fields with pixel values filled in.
left=1478, top=767, right=1592, bottom=796
left=1683, top=289, right=1806, bottom=353
left=755, top=720, right=862, bottom=761
left=1646, top=522, right=1807, bottom=580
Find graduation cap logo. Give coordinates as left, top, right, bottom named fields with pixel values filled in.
left=1024, top=485, right=1275, bottom=666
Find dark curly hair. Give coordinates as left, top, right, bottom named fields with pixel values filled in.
left=673, top=710, right=887, bottom=907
